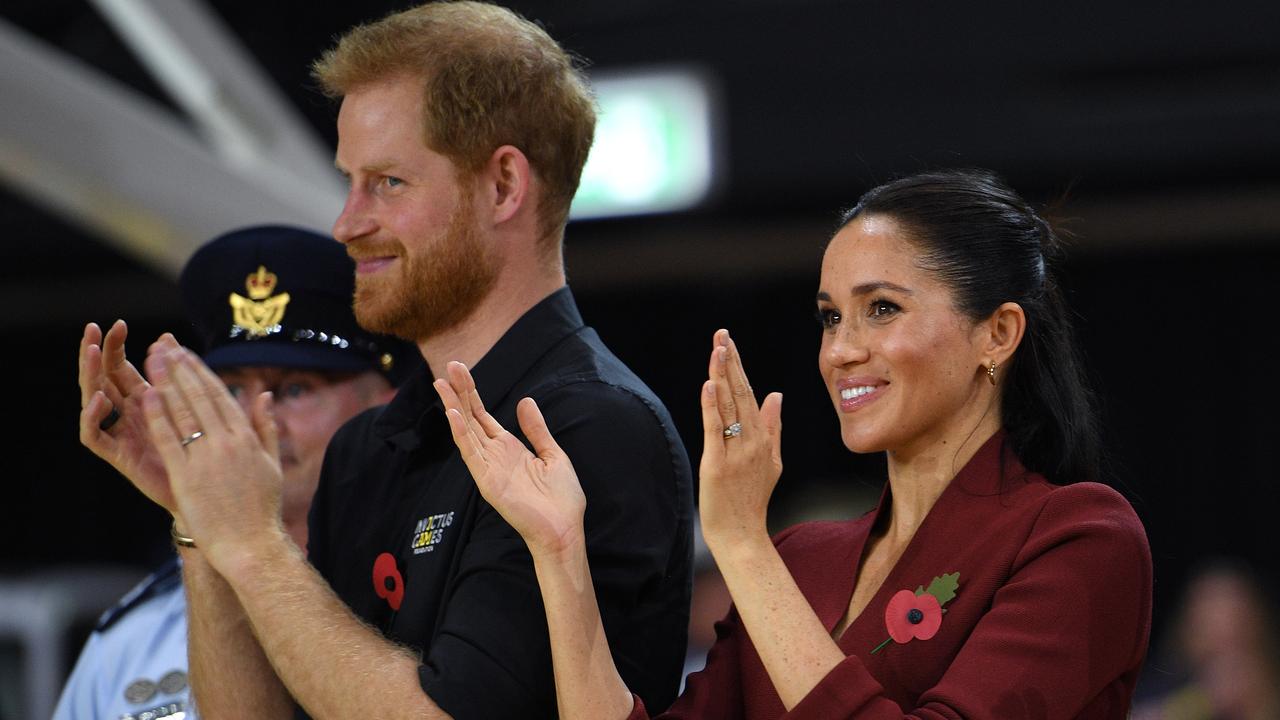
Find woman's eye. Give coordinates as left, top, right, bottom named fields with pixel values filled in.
left=225, top=384, right=244, bottom=399
left=816, top=308, right=841, bottom=330
left=869, top=299, right=900, bottom=318
left=279, top=383, right=310, bottom=399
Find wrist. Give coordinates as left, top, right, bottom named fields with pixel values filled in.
left=206, top=524, right=294, bottom=587
left=703, top=522, right=772, bottom=563
left=530, top=528, right=589, bottom=572
left=170, top=511, right=199, bottom=550
left=171, top=519, right=197, bottom=549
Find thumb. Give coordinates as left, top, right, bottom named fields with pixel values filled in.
left=252, top=391, right=280, bottom=460
left=516, top=397, right=562, bottom=461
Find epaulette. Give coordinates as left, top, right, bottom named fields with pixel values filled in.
left=95, top=556, right=183, bottom=633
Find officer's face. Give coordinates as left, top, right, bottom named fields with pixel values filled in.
left=332, top=75, right=497, bottom=343
left=215, top=368, right=391, bottom=542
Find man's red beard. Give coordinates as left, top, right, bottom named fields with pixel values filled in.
left=349, top=197, right=498, bottom=342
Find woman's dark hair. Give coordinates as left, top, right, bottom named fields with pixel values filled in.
left=838, top=169, right=1099, bottom=484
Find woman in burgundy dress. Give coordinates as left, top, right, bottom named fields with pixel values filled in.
left=435, top=169, right=1152, bottom=719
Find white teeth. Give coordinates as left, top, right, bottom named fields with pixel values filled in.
left=840, top=386, right=876, bottom=400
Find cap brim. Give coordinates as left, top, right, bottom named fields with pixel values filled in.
left=203, top=342, right=374, bottom=374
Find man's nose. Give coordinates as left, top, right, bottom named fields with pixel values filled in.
left=333, top=188, right=375, bottom=244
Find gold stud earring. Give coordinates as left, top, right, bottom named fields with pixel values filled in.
left=987, top=361, right=997, bottom=386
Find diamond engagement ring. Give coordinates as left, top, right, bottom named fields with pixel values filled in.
left=722, top=422, right=742, bottom=439
left=180, top=430, right=205, bottom=447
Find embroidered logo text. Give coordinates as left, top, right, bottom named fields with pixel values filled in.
left=411, top=511, right=455, bottom=554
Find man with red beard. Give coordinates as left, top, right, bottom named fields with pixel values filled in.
left=76, top=3, right=694, bottom=719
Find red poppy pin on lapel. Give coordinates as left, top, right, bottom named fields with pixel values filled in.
left=871, top=572, right=959, bottom=655
left=373, top=552, right=405, bottom=611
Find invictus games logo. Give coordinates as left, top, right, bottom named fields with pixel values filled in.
left=411, top=511, right=455, bottom=555
left=228, top=265, right=290, bottom=338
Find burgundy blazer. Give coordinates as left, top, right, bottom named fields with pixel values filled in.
left=632, top=433, right=1152, bottom=719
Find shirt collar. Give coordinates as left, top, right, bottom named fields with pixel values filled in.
left=375, top=286, right=584, bottom=450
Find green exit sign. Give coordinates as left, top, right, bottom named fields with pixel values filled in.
left=570, top=69, right=716, bottom=220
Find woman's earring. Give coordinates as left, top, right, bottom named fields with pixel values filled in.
left=987, top=361, right=997, bottom=386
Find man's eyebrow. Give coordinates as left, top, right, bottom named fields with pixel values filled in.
left=333, top=161, right=396, bottom=174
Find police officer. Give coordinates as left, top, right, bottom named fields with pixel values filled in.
left=55, top=225, right=417, bottom=720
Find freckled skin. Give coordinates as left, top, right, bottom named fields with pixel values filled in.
left=817, top=215, right=991, bottom=459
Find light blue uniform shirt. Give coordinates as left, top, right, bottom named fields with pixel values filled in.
left=52, top=558, right=195, bottom=720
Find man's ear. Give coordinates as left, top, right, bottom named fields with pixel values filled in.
left=483, top=144, right=530, bottom=225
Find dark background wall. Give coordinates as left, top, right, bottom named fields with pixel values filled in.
left=2, top=0, right=1278, bottom=714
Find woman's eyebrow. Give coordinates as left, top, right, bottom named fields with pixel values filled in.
left=853, top=281, right=912, bottom=296
left=816, top=281, right=913, bottom=303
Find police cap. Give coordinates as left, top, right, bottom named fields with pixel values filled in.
left=179, top=225, right=418, bottom=385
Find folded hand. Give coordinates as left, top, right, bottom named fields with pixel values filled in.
left=140, top=345, right=285, bottom=568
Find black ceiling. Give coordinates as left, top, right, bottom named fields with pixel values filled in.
left=8, top=0, right=1280, bottom=205
left=4, top=0, right=1278, bottom=330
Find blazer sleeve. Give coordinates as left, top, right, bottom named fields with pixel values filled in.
left=785, top=483, right=1152, bottom=719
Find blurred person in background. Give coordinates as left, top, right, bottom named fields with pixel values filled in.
left=76, top=3, right=693, bottom=718
left=1133, top=560, right=1280, bottom=720
left=436, top=168, right=1154, bottom=718
left=58, top=225, right=413, bottom=720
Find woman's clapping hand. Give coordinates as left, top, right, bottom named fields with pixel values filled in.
left=698, top=329, right=783, bottom=551
left=433, top=361, right=587, bottom=557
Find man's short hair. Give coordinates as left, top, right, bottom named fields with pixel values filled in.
left=312, top=1, right=597, bottom=245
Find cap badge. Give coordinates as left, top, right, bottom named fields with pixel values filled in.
left=228, top=265, right=291, bottom=338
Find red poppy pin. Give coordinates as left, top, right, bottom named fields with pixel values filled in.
left=372, top=552, right=405, bottom=611
left=871, top=572, right=959, bottom=655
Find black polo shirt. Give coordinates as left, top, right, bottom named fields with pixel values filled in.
left=306, top=287, right=694, bottom=719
